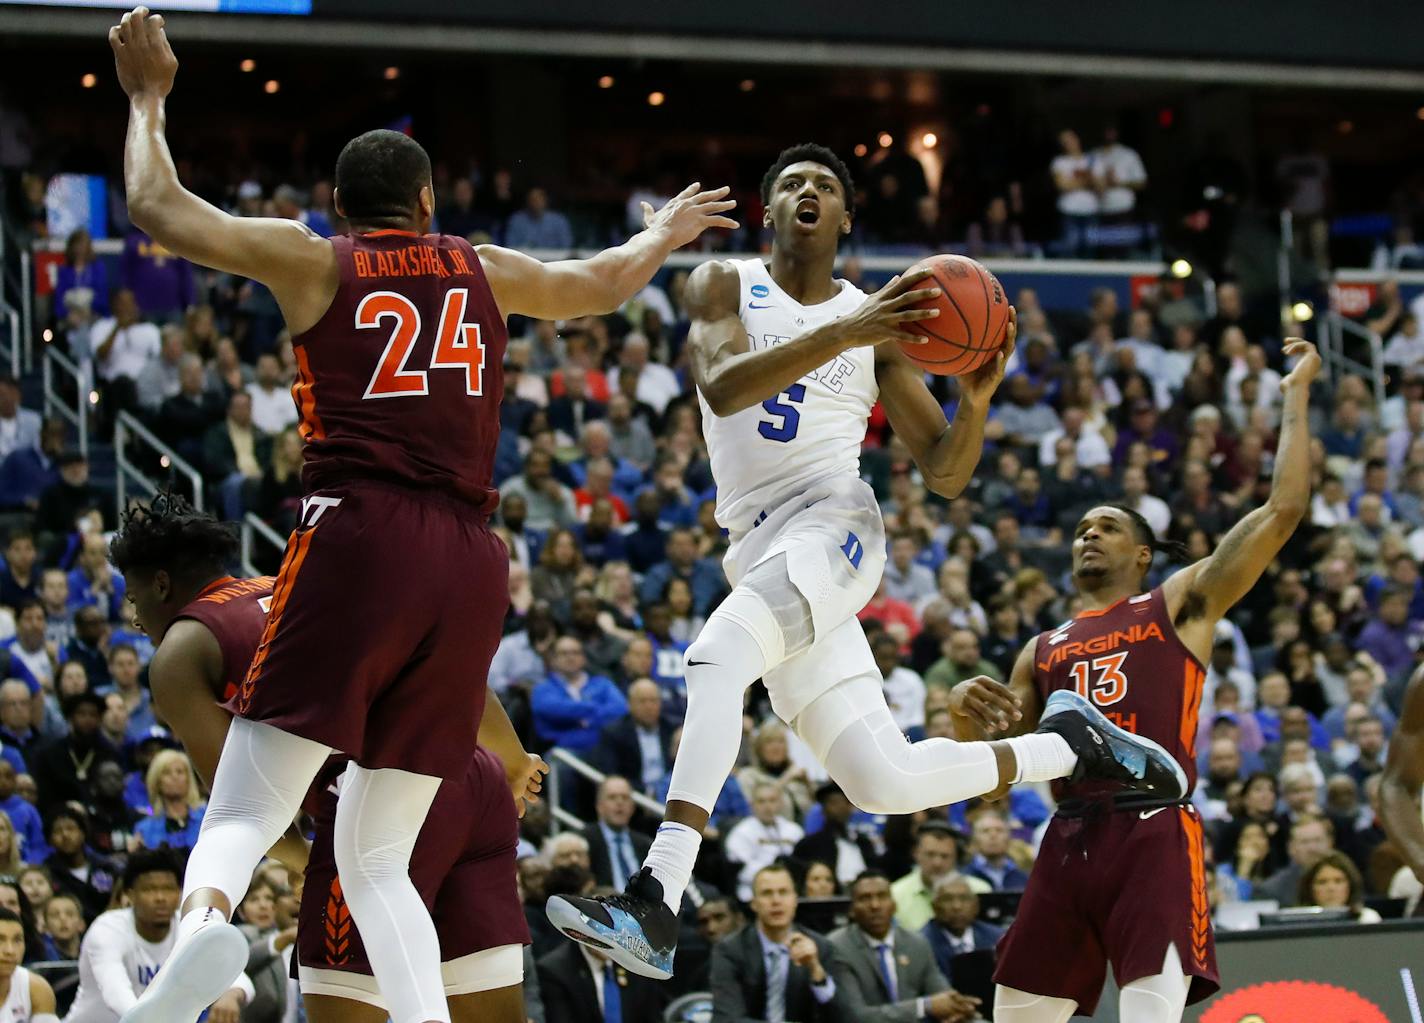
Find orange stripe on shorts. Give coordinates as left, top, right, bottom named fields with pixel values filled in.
left=237, top=528, right=314, bottom=714
left=1180, top=807, right=1211, bottom=970
left=1179, top=662, right=1204, bottom=758
left=292, top=345, right=325, bottom=443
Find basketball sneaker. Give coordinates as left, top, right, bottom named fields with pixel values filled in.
left=1036, top=689, right=1189, bottom=798
left=118, top=916, right=249, bottom=1023
left=545, top=867, right=678, bottom=980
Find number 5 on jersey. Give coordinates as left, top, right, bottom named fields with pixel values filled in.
left=358, top=288, right=486, bottom=399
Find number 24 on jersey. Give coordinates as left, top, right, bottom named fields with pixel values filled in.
left=357, top=287, right=487, bottom=399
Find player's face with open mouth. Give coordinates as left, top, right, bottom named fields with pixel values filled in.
left=767, top=162, right=847, bottom=242
left=1073, top=507, right=1139, bottom=580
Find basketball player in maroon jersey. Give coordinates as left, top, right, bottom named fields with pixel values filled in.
left=949, top=341, right=1320, bottom=1022
left=109, top=8, right=736, bottom=1022
left=110, top=495, right=544, bottom=1022
left=1381, top=665, right=1424, bottom=899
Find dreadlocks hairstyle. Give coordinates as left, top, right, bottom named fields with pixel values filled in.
left=760, top=143, right=856, bottom=210
left=1107, top=504, right=1192, bottom=569
left=109, top=492, right=239, bottom=580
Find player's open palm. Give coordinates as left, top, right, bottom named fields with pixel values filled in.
left=641, top=183, right=739, bottom=249
left=1280, top=338, right=1321, bottom=392
left=509, top=752, right=549, bottom=818
left=832, top=268, right=943, bottom=349
left=109, top=7, right=178, bottom=100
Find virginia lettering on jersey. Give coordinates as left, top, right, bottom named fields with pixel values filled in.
left=747, top=332, right=859, bottom=394
left=1035, top=621, right=1166, bottom=673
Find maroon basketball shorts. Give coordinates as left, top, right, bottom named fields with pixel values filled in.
left=993, top=804, right=1219, bottom=1013
left=296, top=746, right=530, bottom=995
left=227, top=480, right=509, bottom=779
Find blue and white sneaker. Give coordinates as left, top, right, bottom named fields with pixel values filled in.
left=546, top=867, right=678, bottom=980
left=1037, top=689, right=1189, bottom=799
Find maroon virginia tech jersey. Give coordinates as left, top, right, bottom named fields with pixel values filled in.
left=1032, top=587, right=1206, bottom=805
left=292, top=231, right=507, bottom=512
left=173, top=576, right=275, bottom=702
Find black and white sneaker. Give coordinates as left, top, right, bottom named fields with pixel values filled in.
left=545, top=867, right=679, bottom=980
left=1037, top=689, right=1188, bottom=798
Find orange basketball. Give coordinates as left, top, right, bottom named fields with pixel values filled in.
left=897, top=254, right=1011, bottom=376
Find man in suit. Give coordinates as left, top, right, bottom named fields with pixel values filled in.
left=673, top=895, right=744, bottom=996
left=919, top=876, right=1003, bottom=995
left=583, top=775, right=653, bottom=890
left=831, top=871, right=979, bottom=1022
left=710, top=864, right=847, bottom=1023
left=599, top=679, right=675, bottom=796
left=538, top=915, right=669, bottom=1023
left=549, top=369, right=607, bottom=438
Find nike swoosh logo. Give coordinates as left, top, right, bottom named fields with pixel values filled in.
left=1139, top=808, right=1167, bottom=820
left=748, top=303, right=773, bottom=310
left=687, top=659, right=715, bottom=667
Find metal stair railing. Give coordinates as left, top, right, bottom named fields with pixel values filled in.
left=545, top=746, right=666, bottom=834
left=41, top=344, right=90, bottom=457
left=114, top=410, right=204, bottom=518
left=240, top=511, right=289, bottom=577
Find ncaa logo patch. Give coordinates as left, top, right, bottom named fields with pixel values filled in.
left=750, top=284, right=770, bottom=298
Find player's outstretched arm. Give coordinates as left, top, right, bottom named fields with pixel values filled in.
left=110, top=8, right=337, bottom=333
left=688, top=262, right=945, bottom=416
left=1381, top=667, right=1424, bottom=882
left=477, top=182, right=737, bottom=320
left=1163, top=340, right=1320, bottom=623
left=877, top=308, right=1015, bottom=498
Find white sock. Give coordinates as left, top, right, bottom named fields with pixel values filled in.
left=1004, top=734, right=1078, bottom=784
left=644, top=822, right=702, bottom=915
left=175, top=904, right=227, bottom=945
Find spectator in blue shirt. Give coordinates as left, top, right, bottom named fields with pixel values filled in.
left=96, top=645, right=156, bottom=742
left=639, top=528, right=726, bottom=616
left=0, top=420, right=64, bottom=513
left=653, top=726, right=751, bottom=830
left=133, top=749, right=206, bottom=853
left=0, top=760, right=46, bottom=864
left=624, top=491, right=671, bottom=574
left=0, top=680, right=40, bottom=769
left=643, top=604, right=689, bottom=719
left=1321, top=397, right=1369, bottom=459
left=66, top=533, right=126, bottom=623
left=54, top=228, right=110, bottom=318
left=504, top=187, right=574, bottom=252
left=1348, top=459, right=1402, bottom=520
left=963, top=810, right=1030, bottom=891
left=0, top=532, right=39, bottom=611
left=644, top=457, right=699, bottom=530
left=61, top=607, right=110, bottom=689
left=6, top=603, right=51, bottom=698
left=530, top=635, right=628, bottom=753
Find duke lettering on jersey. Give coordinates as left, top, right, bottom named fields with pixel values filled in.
left=1033, top=588, right=1205, bottom=800
left=700, top=259, right=877, bottom=532
left=293, top=230, right=508, bottom=513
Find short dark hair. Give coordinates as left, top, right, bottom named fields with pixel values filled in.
left=62, top=692, right=103, bottom=719
left=0, top=908, right=20, bottom=930
left=915, top=820, right=960, bottom=846
left=848, top=868, right=892, bottom=894
left=110, top=493, right=238, bottom=581
left=5, top=528, right=32, bottom=547
left=335, top=129, right=432, bottom=225
left=108, top=643, right=138, bottom=663
left=15, top=599, right=42, bottom=620
left=46, top=806, right=89, bottom=840
left=760, top=143, right=855, bottom=210
left=123, top=848, right=181, bottom=890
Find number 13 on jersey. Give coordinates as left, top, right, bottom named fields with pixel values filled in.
left=1069, top=652, right=1129, bottom=707
left=358, top=287, right=487, bottom=399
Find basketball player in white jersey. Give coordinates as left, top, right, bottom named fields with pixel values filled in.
left=66, top=851, right=253, bottom=1023
left=548, top=144, right=1188, bottom=978
left=0, top=909, right=55, bottom=1022
left=1381, top=664, right=1424, bottom=895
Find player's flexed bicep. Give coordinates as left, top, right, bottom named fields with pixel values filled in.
left=1163, top=340, right=1320, bottom=654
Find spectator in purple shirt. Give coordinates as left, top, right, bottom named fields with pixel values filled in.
left=120, top=227, right=193, bottom=322
left=1356, top=587, right=1420, bottom=685
left=1111, top=398, right=1180, bottom=467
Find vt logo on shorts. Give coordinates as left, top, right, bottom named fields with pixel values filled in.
left=300, top=495, right=343, bottom=527
left=840, top=531, right=863, bottom=569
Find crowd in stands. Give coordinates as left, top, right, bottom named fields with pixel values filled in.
left=0, top=182, right=1420, bottom=1017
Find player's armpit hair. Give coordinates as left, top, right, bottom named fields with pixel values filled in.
left=1173, top=589, right=1209, bottom=628
left=109, top=492, right=239, bottom=577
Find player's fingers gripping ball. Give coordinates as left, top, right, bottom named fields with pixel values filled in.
left=897, top=254, right=1011, bottom=376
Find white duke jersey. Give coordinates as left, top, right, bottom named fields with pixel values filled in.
left=700, top=259, right=876, bottom=533
left=64, top=909, right=175, bottom=1023
left=0, top=967, right=31, bottom=1021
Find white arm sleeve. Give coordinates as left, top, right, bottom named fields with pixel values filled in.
left=31, top=1015, right=60, bottom=1023
left=229, top=971, right=256, bottom=1003
left=86, top=916, right=140, bottom=1015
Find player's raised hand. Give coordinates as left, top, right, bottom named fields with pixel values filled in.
left=642, top=183, right=739, bottom=249
left=1280, top=338, right=1321, bottom=392
left=508, top=751, right=550, bottom=818
left=959, top=305, right=1017, bottom=407
left=948, top=675, right=1022, bottom=735
left=109, top=6, right=178, bottom=101
left=828, top=267, right=944, bottom=351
